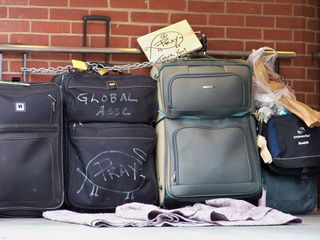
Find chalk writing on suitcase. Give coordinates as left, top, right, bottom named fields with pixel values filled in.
left=76, top=148, right=147, bottom=200
left=77, top=92, right=139, bottom=117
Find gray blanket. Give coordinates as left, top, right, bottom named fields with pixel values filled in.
left=43, top=198, right=302, bottom=227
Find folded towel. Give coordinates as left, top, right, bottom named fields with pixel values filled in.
left=43, top=198, right=302, bottom=227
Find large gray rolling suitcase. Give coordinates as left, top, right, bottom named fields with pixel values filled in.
left=152, top=58, right=261, bottom=207
left=0, top=81, right=63, bottom=216
left=156, top=116, right=261, bottom=206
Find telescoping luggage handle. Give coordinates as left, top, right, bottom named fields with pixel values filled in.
left=82, top=15, right=111, bottom=62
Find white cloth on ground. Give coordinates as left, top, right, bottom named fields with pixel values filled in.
left=42, top=198, right=302, bottom=227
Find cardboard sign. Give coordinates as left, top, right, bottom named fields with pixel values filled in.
left=137, top=20, right=202, bottom=62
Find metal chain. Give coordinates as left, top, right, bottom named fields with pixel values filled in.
left=20, top=56, right=185, bottom=74
left=21, top=65, right=74, bottom=74
left=87, top=61, right=156, bottom=72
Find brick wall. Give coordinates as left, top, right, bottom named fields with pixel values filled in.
left=0, top=0, right=319, bottom=108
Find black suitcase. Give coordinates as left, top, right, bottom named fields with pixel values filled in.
left=52, top=72, right=158, bottom=124
left=0, top=81, right=63, bottom=216
left=66, top=122, right=158, bottom=211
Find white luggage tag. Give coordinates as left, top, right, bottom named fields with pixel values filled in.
left=257, top=107, right=273, bottom=164
left=137, top=20, right=202, bottom=62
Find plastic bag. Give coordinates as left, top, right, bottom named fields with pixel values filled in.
left=247, top=47, right=295, bottom=111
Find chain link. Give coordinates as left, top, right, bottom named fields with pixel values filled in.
left=21, top=65, right=73, bottom=74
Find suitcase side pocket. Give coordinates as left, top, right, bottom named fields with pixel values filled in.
left=0, top=125, right=63, bottom=213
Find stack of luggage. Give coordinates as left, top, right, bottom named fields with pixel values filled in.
left=151, top=57, right=262, bottom=207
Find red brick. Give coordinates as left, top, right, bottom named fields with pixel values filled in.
left=71, top=23, right=82, bottom=34
left=307, top=44, right=320, bottom=55
left=263, top=29, right=292, bottom=41
left=0, top=7, right=7, bottom=18
left=227, top=28, right=262, bottom=40
left=307, top=0, right=319, bottom=6
left=83, top=22, right=107, bottom=35
left=129, top=68, right=149, bottom=75
left=1, top=0, right=27, bottom=5
left=110, top=0, right=147, bottom=9
left=130, top=37, right=140, bottom=48
left=295, top=92, right=306, bottom=103
left=280, top=66, right=306, bottom=79
left=27, top=61, right=50, bottom=69
left=293, top=55, right=314, bottom=67
left=50, top=61, right=73, bottom=68
left=170, top=13, right=207, bottom=25
left=306, top=94, right=320, bottom=106
left=307, top=19, right=319, bottom=31
left=111, top=24, right=149, bottom=37
left=0, top=20, right=29, bottom=32
left=83, top=54, right=108, bottom=63
left=2, top=74, right=23, bottom=81
left=9, top=60, right=27, bottom=73
left=276, top=17, right=306, bottom=29
left=294, top=5, right=316, bottom=17
left=9, top=7, right=48, bottom=19
left=29, top=0, right=68, bottom=6
left=10, top=34, right=49, bottom=45
left=1, top=60, right=8, bottom=72
left=208, top=40, right=244, bottom=51
left=307, top=68, right=320, bottom=80
left=150, top=25, right=168, bottom=32
left=50, top=9, right=88, bottom=21
left=149, top=0, right=186, bottom=11
left=275, top=0, right=306, bottom=3
left=227, top=2, right=262, bottom=14
left=2, top=53, right=22, bottom=59
left=87, top=36, right=108, bottom=48
left=108, top=36, right=129, bottom=48
left=294, top=30, right=315, bottom=42
left=209, top=15, right=244, bottom=26
left=0, top=34, right=8, bottom=43
left=194, top=26, right=225, bottom=39
left=246, top=16, right=274, bottom=28
left=293, top=80, right=315, bottom=92
left=32, top=21, right=70, bottom=33
left=188, top=1, right=225, bottom=13
left=263, top=4, right=292, bottom=16
left=51, top=35, right=82, bottom=47
left=30, top=74, right=53, bottom=83
left=111, top=54, right=147, bottom=63
left=30, top=53, right=71, bottom=60
left=245, top=41, right=276, bottom=51
left=90, top=10, right=129, bottom=22
left=317, top=32, right=320, bottom=43
left=276, top=42, right=306, bottom=55
left=132, top=12, right=169, bottom=24
left=70, top=0, right=108, bottom=8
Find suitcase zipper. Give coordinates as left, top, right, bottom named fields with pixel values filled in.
left=48, top=94, right=56, bottom=113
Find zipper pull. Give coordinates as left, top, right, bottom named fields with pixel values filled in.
left=173, top=171, right=176, bottom=184
left=48, top=94, right=56, bottom=112
left=72, top=122, right=83, bottom=130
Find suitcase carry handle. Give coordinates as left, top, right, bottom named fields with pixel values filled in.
left=82, top=15, right=111, bottom=62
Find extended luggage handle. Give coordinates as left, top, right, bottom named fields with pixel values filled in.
left=82, top=15, right=111, bottom=62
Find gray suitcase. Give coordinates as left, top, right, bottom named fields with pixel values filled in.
left=151, top=58, right=252, bottom=118
left=156, top=115, right=261, bottom=207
